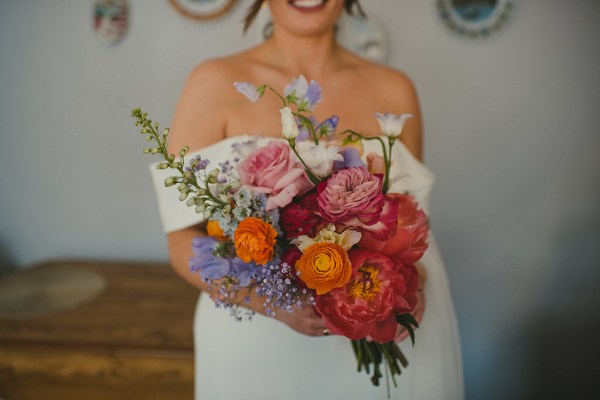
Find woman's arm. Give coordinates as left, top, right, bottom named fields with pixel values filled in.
left=164, top=61, right=327, bottom=336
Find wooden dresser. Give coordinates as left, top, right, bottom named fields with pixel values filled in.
left=0, top=260, right=199, bottom=400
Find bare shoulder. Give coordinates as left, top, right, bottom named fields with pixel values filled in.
left=352, top=60, right=424, bottom=160
left=169, top=56, right=247, bottom=152
left=360, top=62, right=419, bottom=110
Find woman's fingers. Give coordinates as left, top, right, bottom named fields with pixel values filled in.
left=275, top=306, right=328, bottom=337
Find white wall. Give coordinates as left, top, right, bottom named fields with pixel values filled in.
left=1, top=1, right=599, bottom=399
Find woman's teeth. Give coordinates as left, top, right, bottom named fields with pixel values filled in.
left=291, top=0, right=325, bottom=9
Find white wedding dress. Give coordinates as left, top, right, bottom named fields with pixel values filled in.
left=150, top=135, right=464, bottom=400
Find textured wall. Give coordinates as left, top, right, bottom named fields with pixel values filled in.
left=1, top=1, right=599, bottom=399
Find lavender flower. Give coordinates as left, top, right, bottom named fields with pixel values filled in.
left=333, top=147, right=365, bottom=171
left=234, top=82, right=262, bottom=103
left=186, top=155, right=210, bottom=172
left=189, top=237, right=232, bottom=280
left=284, top=75, right=323, bottom=112
left=256, top=262, right=316, bottom=317
left=297, top=116, right=317, bottom=141
left=231, top=138, right=259, bottom=159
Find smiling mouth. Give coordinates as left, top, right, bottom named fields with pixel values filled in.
left=288, top=0, right=328, bottom=11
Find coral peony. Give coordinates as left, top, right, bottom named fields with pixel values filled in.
left=295, top=242, right=352, bottom=295
left=358, top=193, right=429, bottom=263
left=315, top=249, right=419, bottom=342
left=233, top=217, right=277, bottom=265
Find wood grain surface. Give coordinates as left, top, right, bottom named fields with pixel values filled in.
left=0, top=260, right=199, bottom=400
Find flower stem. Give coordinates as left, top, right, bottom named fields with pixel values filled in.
left=341, top=129, right=392, bottom=193
left=294, top=112, right=319, bottom=145
left=288, top=140, right=321, bottom=185
left=265, top=85, right=288, bottom=107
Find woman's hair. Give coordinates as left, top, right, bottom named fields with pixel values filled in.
left=243, top=0, right=366, bottom=33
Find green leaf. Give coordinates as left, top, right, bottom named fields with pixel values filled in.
left=396, top=313, right=419, bottom=345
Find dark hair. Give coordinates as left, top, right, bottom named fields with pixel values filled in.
left=243, top=0, right=366, bottom=33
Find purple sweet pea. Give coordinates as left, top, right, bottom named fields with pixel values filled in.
left=333, top=147, right=366, bottom=171
left=316, top=115, right=339, bottom=138
left=297, top=116, right=317, bottom=141
left=191, top=236, right=257, bottom=284
left=284, top=75, right=323, bottom=112
left=190, top=237, right=231, bottom=280
left=234, top=82, right=261, bottom=103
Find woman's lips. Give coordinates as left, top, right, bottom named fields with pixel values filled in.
left=288, top=0, right=328, bottom=13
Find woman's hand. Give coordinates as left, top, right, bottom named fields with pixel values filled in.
left=223, top=285, right=329, bottom=337
left=271, top=306, right=329, bottom=337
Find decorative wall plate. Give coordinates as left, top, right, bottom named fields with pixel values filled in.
left=93, top=0, right=129, bottom=44
left=437, top=0, right=515, bottom=38
left=168, top=0, right=237, bottom=20
left=337, top=12, right=389, bottom=64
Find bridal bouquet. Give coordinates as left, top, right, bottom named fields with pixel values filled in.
left=132, top=76, right=429, bottom=390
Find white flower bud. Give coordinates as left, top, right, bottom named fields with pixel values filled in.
left=279, top=107, right=300, bottom=139
left=164, top=177, right=177, bottom=187
left=229, top=181, right=242, bottom=190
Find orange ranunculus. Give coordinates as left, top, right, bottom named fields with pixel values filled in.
left=295, top=243, right=352, bottom=295
left=233, top=217, right=277, bottom=265
left=206, top=220, right=227, bottom=241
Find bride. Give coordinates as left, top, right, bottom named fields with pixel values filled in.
left=154, top=0, right=464, bottom=398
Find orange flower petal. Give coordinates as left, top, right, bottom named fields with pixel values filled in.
left=233, top=217, right=277, bottom=265
left=295, top=243, right=352, bottom=295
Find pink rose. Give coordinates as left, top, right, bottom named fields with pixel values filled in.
left=317, top=167, right=398, bottom=240
left=315, top=249, right=418, bottom=342
left=358, top=193, right=429, bottom=263
left=237, top=141, right=313, bottom=210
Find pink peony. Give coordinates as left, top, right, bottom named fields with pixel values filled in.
left=237, top=141, right=313, bottom=210
left=358, top=193, right=429, bottom=263
left=315, top=249, right=419, bottom=342
left=317, top=167, right=398, bottom=240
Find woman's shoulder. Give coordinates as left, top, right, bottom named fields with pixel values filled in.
left=186, top=47, right=268, bottom=83
left=185, top=56, right=245, bottom=92
left=354, top=58, right=417, bottom=100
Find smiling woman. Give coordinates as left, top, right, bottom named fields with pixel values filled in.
left=157, top=0, right=464, bottom=399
